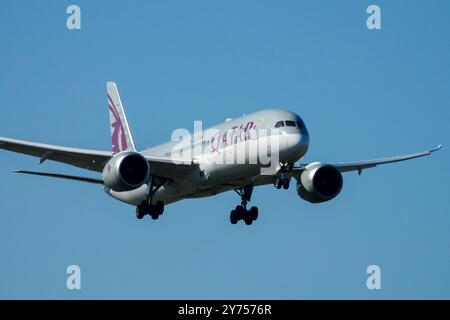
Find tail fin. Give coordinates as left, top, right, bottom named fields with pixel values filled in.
left=107, top=82, right=136, bottom=153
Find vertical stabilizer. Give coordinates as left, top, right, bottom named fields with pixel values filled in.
left=107, top=82, right=136, bottom=153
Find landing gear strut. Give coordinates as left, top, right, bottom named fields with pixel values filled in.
left=230, top=184, right=259, bottom=225
left=136, top=176, right=167, bottom=220
left=274, top=163, right=293, bottom=190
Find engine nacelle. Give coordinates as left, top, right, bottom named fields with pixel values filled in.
left=296, top=162, right=343, bottom=203
left=102, top=152, right=150, bottom=192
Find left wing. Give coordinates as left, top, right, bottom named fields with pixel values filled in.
left=331, top=145, right=442, bottom=174
left=292, top=145, right=442, bottom=175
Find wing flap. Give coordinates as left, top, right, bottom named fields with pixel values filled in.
left=145, top=155, right=198, bottom=180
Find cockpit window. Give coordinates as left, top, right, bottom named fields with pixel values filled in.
left=274, top=121, right=285, bottom=128
left=296, top=120, right=305, bottom=128
left=285, top=120, right=296, bottom=127
left=275, top=119, right=306, bottom=129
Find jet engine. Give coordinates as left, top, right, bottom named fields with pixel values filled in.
left=296, top=162, right=343, bottom=203
left=102, top=152, right=150, bottom=192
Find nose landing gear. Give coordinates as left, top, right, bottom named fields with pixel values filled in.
left=274, top=177, right=290, bottom=190
left=274, top=163, right=293, bottom=190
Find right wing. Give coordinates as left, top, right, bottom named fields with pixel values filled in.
left=1, top=82, right=198, bottom=183
left=0, top=136, right=112, bottom=172
left=0, top=136, right=196, bottom=181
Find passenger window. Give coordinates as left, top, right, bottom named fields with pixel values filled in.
left=285, top=120, right=296, bottom=127
left=274, top=121, right=285, bottom=128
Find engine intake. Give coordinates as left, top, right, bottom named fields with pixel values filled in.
left=102, top=152, right=150, bottom=192
left=297, top=162, right=343, bottom=203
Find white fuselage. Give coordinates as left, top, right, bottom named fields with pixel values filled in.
left=107, top=109, right=310, bottom=206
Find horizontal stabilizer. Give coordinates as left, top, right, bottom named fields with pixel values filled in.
left=13, top=170, right=104, bottom=185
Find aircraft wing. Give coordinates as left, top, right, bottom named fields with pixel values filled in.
left=0, top=136, right=112, bottom=172
left=293, top=145, right=442, bottom=175
left=0, top=136, right=196, bottom=181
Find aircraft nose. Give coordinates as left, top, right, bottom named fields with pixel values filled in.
left=287, top=133, right=301, bottom=148
left=286, top=132, right=309, bottom=159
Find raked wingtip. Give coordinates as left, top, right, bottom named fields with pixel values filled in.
left=431, top=145, right=443, bottom=153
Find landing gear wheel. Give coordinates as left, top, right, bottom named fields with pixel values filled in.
left=136, top=200, right=165, bottom=221
left=150, top=214, right=159, bottom=220
left=275, top=177, right=290, bottom=190
left=136, top=202, right=148, bottom=220
left=249, top=206, right=259, bottom=221
left=244, top=216, right=253, bottom=225
left=275, top=178, right=283, bottom=189
left=155, top=201, right=165, bottom=216
left=235, top=205, right=245, bottom=220
left=136, top=207, right=145, bottom=220
left=230, top=210, right=238, bottom=224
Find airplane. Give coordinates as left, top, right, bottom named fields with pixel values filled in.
left=0, top=82, right=442, bottom=225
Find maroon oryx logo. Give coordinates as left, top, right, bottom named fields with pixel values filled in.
left=108, top=95, right=127, bottom=153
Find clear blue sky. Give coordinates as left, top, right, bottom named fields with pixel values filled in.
left=0, top=0, right=449, bottom=299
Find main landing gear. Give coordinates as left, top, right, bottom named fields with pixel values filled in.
left=230, top=184, right=259, bottom=225
left=136, top=200, right=164, bottom=220
left=136, top=176, right=167, bottom=220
